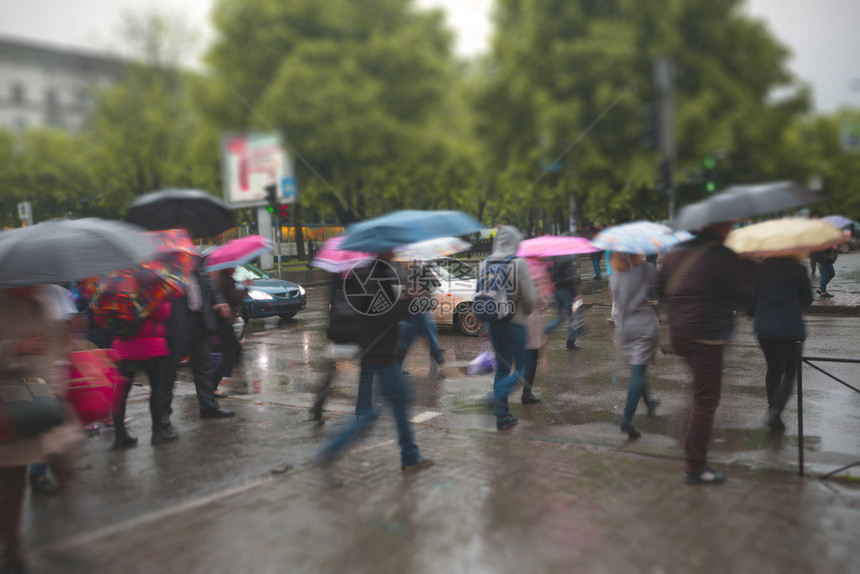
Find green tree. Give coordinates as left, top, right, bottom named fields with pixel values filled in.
left=85, top=11, right=220, bottom=215
left=205, top=0, right=474, bottom=227
left=473, top=0, right=811, bottom=228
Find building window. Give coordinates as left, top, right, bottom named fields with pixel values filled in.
left=14, top=117, right=26, bottom=131
left=11, top=84, right=24, bottom=104
left=45, top=87, right=58, bottom=106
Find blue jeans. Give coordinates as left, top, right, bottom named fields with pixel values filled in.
left=544, top=288, right=576, bottom=347
left=394, top=312, right=443, bottom=367
left=819, top=262, right=835, bottom=292
left=591, top=259, right=602, bottom=279
left=489, top=321, right=527, bottom=420
left=622, top=364, right=657, bottom=426
left=318, top=363, right=420, bottom=467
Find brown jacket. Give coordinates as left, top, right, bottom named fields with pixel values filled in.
left=655, top=231, right=752, bottom=342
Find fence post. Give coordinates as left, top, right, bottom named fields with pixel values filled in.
left=796, top=340, right=804, bottom=477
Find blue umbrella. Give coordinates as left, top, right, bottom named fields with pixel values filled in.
left=591, top=221, right=685, bottom=256
left=339, top=210, right=484, bottom=253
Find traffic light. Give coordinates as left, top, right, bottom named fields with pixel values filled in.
left=279, top=203, right=289, bottom=220
left=702, top=156, right=717, bottom=193
left=639, top=103, right=659, bottom=150
left=265, top=184, right=278, bottom=213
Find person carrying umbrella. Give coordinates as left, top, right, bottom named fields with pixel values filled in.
left=752, top=252, right=813, bottom=432
left=476, top=226, right=536, bottom=430
left=314, top=251, right=433, bottom=473
left=655, top=222, right=752, bottom=484
left=609, top=252, right=661, bottom=439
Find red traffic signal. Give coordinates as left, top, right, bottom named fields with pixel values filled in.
left=279, top=204, right=289, bottom=219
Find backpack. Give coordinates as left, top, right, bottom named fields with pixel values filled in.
left=474, top=255, right=517, bottom=323
left=326, top=272, right=363, bottom=344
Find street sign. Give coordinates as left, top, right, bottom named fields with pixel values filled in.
left=17, top=201, right=32, bottom=226
left=220, top=132, right=295, bottom=207
left=281, top=175, right=297, bottom=203
left=840, top=120, right=860, bottom=152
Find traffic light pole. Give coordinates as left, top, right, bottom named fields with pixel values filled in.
left=655, top=58, right=677, bottom=221
left=276, top=214, right=283, bottom=280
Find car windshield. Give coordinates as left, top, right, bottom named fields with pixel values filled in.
left=232, top=264, right=270, bottom=282
left=433, top=259, right=476, bottom=282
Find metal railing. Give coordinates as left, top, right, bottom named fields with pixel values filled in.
left=796, top=340, right=860, bottom=479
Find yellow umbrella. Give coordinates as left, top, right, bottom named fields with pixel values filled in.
left=725, top=218, right=850, bottom=256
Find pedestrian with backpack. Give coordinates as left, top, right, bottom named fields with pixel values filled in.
left=475, top=226, right=536, bottom=430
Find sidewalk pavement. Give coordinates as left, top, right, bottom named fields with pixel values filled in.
left=28, top=420, right=860, bottom=574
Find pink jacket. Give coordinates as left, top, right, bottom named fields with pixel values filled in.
left=111, top=302, right=171, bottom=361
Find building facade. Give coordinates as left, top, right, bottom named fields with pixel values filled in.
left=0, top=36, right=123, bottom=133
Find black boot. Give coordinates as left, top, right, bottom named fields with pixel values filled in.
left=521, top=386, right=540, bottom=404
left=112, top=431, right=138, bottom=449
left=151, top=427, right=179, bottom=445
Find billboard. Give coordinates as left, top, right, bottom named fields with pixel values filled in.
left=220, top=132, right=296, bottom=207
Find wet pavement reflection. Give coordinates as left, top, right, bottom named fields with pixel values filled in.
left=20, top=254, right=860, bottom=573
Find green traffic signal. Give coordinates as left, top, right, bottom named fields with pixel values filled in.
left=266, top=205, right=275, bottom=213
left=706, top=181, right=716, bottom=193
left=703, top=156, right=716, bottom=169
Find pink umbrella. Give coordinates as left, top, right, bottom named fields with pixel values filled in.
left=310, top=236, right=374, bottom=273
left=517, top=235, right=601, bottom=258
left=204, top=235, right=273, bottom=271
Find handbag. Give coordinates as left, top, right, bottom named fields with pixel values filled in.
left=658, top=243, right=713, bottom=355
left=0, top=377, right=66, bottom=444
left=571, top=298, right=587, bottom=339
left=67, top=347, right=124, bottom=424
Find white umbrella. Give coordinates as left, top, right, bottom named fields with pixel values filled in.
left=725, top=218, right=849, bottom=256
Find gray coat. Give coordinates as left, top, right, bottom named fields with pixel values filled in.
left=478, top=226, right=536, bottom=326
left=610, top=261, right=659, bottom=365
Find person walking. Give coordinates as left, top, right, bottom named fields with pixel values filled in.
left=590, top=250, right=603, bottom=281
left=656, top=222, right=751, bottom=485
left=0, top=287, right=80, bottom=574
left=544, top=254, right=580, bottom=350
left=111, top=301, right=179, bottom=447
left=812, top=247, right=837, bottom=297
left=210, top=267, right=249, bottom=397
left=394, top=260, right=446, bottom=377
left=753, top=253, right=813, bottom=432
left=163, top=261, right=234, bottom=424
left=522, top=258, right=552, bottom=404
left=316, top=253, right=433, bottom=473
left=477, top=226, right=536, bottom=430
left=609, top=252, right=660, bottom=439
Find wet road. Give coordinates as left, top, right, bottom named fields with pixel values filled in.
left=20, top=252, right=860, bottom=573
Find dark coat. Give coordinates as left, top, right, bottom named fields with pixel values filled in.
left=549, top=255, right=578, bottom=294
left=655, top=230, right=751, bottom=341
left=753, top=257, right=813, bottom=341
left=165, top=267, right=226, bottom=337
left=350, top=259, right=408, bottom=365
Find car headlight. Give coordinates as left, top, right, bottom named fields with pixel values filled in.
left=248, top=289, right=274, bottom=301
left=298, top=285, right=306, bottom=296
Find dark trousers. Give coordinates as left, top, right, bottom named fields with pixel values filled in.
left=524, top=348, right=539, bottom=390
left=212, top=319, right=241, bottom=388
left=0, top=466, right=27, bottom=565
left=675, top=338, right=724, bottom=474
left=819, top=262, right=835, bottom=292
left=164, top=314, right=219, bottom=416
left=117, top=357, right=167, bottom=435
left=758, top=338, right=798, bottom=416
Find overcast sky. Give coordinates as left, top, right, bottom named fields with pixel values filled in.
left=0, top=0, right=857, bottom=111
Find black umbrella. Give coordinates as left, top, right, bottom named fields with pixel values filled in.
left=0, top=218, right=155, bottom=287
left=673, top=181, right=822, bottom=231
left=125, top=189, right=233, bottom=239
